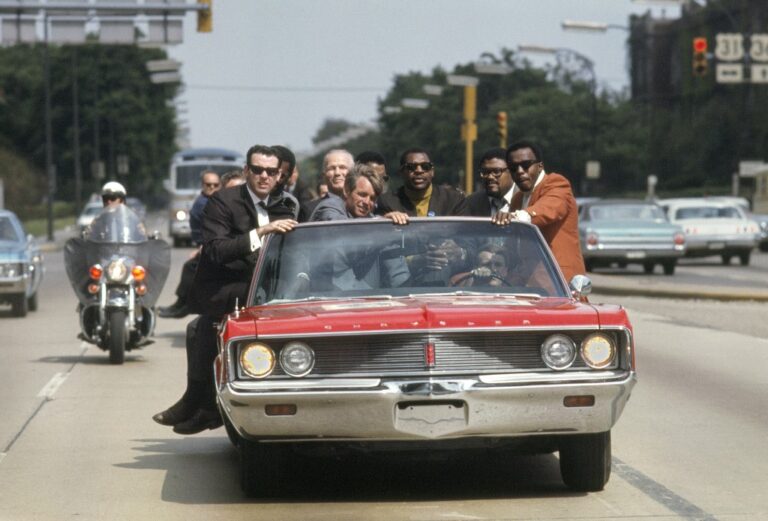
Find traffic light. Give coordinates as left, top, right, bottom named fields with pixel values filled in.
left=496, top=111, right=508, bottom=147
left=692, top=37, right=708, bottom=77
left=197, top=0, right=212, bottom=33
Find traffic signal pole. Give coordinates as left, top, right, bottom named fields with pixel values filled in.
left=461, top=85, right=477, bottom=195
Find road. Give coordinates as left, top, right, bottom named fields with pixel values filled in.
left=0, top=242, right=767, bottom=520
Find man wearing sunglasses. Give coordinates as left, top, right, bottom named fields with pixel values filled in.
left=467, top=147, right=515, bottom=218
left=154, top=144, right=299, bottom=435
left=159, top=170, right=221, bottom=319
left=500, top=140, right=585, bottom=281
left=376, top=148, right=468, bottom=217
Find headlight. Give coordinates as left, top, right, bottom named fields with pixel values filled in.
left=174, top=210, right=188, bottom=221
left=240, top=342, right=275, bottom=378
left=279, top=341, right=315, bottom=377
left=581, top=333, right=617, bottom=369
left=541, top=334, right=576, bottom=370
left=0, top=263, right=23, bottom=277
left=106, top=260, right=129, bottom=283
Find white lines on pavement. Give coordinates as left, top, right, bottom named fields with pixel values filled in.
left=37, top=372, right=70, bottom=400
left=0, top=452, right=5, bottom=464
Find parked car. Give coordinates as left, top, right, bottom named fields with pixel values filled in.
left=696, top=196, right=768, bottom=252
left=659, top=198, right=759, bottom=265
left=578, top=199, right=686, bottom=275
left=214, top=218, right=637, bottom=497
left=76, top=202, right=103, bottom=233
left=0, top=210, right=44, bottom=317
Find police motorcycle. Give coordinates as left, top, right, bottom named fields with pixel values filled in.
left=64, top=204, right=171, bottom=364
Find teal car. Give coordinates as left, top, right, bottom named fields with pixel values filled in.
left=579, top=199, right=686, bottom=275
left=0, top=210, right=44, bottom=316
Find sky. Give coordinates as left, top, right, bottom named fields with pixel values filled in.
left=168, top=0, right=682, bottom=156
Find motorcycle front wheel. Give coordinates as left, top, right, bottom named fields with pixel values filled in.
left=108, top=309, right=127, bottom=365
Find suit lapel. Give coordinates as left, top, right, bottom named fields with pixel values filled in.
left=239, top=184, right=259, bottom=227
left=510, top=191, right=524, bottom=211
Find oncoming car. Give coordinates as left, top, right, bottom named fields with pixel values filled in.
left=213, top=218, right=637, bottom=497
left=0, top=210, right=44, bottom=317
left=659, top=198, right=759, bottom=265
left=579, top=199, right=686, bottom=275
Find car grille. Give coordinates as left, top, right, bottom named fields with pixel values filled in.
left=240, top=330, right=620, bottom=379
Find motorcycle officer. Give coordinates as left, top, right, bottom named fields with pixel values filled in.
left=101, top=181, right=127, bottom=208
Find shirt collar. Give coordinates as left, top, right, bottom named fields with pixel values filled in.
left=245, top=184, right=269, bottom=208
left=511, top=169, right=547, bottom=197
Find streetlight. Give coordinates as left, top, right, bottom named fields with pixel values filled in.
left=518, top=44, right=598, bottom=194
left=561, top=20, right=629, bottom=33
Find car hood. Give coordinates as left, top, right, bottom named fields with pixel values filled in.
left=225, top=295, right=625, bottom=338
left=0, top=244, right=27, bottom=261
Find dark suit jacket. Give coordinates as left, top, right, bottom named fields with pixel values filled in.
left=510, top=173, right=585, bottom=281
left=466, top=189, right=494, bottom=217
left=376, top=184, right=469, bottom=217
left=189, top=184, right=298, bottom=316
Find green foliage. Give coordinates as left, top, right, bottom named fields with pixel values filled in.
left=0, top=44, right=178, bottom=206
left=0, top=147, right=45, bottom=217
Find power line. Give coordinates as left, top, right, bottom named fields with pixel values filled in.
left=186, top=84, right=386, bottom=93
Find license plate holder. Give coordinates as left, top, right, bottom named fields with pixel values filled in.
left=626, top=251, right=646, bottom=259
left=395, top=401, right=467, bottom=438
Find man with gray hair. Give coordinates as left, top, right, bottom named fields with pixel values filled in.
left=300, top=148, right=354, bottom=222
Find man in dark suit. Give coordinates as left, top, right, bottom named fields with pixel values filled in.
left=376, top=148, right=468, bottom=217
left=466, top=147, right=515, bottom=221
left=153, top=145, right=299, bottom=435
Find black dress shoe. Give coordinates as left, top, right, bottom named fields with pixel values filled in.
left=158, top=303, right=190, bottom=319
left=152, top=399, right=196, bottom=426
left=172, top=408, right=224, bottom=435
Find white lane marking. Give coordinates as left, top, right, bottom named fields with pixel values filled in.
left=0, top=452, right=6, bottom=464
left=37, top=372, right=70, bottom=400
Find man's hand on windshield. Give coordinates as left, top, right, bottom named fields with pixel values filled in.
left=257, top=219, right=298, bottom=237
left=384, top=211, right=409, bottom=225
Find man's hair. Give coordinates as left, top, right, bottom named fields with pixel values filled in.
left=355, top=150, right=386, bottom=166
left=199, top=169, right=220, bottom=181
left=245, top=144, right=282, bottom=167
left=322, top=149, right=354, bottom=171
left=479, top=243, right=508, bottom=267
left=271, top=145, right=296, bottom=173
left=399, top=147, right=430, bottom=166
left=506, top=140, right=543, bottom=163
left=479, top=147, right=507, bottom=164
left=344, top=163, right=383, bottom=197
left=220, top=169, right=245, bottom=186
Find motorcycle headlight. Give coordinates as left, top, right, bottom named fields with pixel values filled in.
left=541, top=334, right=577, bottom=370
left=106, top=260, right=129, bottom=283
left=279, top=341, right=315, bottom=377
left=240, top=342, right=275, bottom=379
left=174, top=210, right=188, bottom=221
left=581, top=333, right=617, bottom=369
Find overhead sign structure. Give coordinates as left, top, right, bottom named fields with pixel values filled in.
left=713, top=32, right=768, bottom=84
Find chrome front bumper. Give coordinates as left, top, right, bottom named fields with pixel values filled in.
left=218, top=372, right=636, bottom=442
left=0, top=277, right=27, bottom=295
left=684, top=234, right=756, bottom=252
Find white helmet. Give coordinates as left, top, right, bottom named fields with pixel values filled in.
left=101, top=181, right=126, bottom=198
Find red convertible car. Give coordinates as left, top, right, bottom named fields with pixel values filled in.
left=214, top=218, right=637, bottom=497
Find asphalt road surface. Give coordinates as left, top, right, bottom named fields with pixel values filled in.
left=0, top=243, right=766, bottom=520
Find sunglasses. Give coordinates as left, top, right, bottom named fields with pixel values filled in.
left=508, top=160, right=540, bottom=172
left=102, top=195, right=121, bottom=202
left=403, top=162, right=433, bottom=172
left=479, top=167, right=509, bottom=178
left=248, top=165, right=281, bottom=177
left=204, top=182, right=220, bottom=188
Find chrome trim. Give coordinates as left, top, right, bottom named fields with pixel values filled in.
left=231, top=377, right=381, bottom=391
left=479, top=369, right=629, bottom=384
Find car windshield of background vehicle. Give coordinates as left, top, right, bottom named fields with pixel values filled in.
left=253, top=220, right=568, bottom=304
left=589, top=204, right=666, bottom=222
left=676, top=206, right=742, bottom=220
left=176, top=164, right=242, bottom=190
left=0, top=216, right=22, bottom=242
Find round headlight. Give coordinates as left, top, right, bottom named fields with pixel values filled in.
left=581, top=333, right=616, bottom=369
left=106, top=260, right=128, bottom=283
left=541, top=334, right=577, bottom=370
left=280, top=341, right=315, bottom=377
left=240, top=343, right=275, bottom=379
left=175, top=210, right=187, bottom=221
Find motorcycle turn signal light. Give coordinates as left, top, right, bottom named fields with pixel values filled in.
left=87, top=283, right=100, bottom=294
left=89, top=264, right=103, bottom=280
left=135, top=284, right=147, bottom=296
left=132, top=265, right=146, bottom=281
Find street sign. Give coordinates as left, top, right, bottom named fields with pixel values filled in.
left=446, top=74, right=479, bottom=87
left=585, top=160, right=601, bottom=180
left=117, top=155, right=129, bottom=176
left=751, top=64, right=768, bottom=84
left=715, top=33, right=744, bottom=61
left=716, top=63, right=744, bottom=83
left=750, top=34, right=768, bottom=62
left=146, top=59, right=181, bottom=73
left=149, top=71, right=182, bottom=84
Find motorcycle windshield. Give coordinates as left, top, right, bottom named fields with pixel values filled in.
left=64, top=206, right=171, bottom=307
left=87, top=205, right=147, bottom=244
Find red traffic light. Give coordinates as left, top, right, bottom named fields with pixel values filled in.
left=693, top=37, right=707, bottom=53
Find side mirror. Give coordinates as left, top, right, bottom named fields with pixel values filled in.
left=570, top=274, right=592, bottom=299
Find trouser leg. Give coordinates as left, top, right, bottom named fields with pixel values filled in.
left=188, top=313, right=219, bottom=410
left=175, top=256, right=199, bottom=301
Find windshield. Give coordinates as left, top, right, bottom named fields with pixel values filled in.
left=588, top=204, right=666, bottom=221
left=175, top=163, right=241, bottom=190
left=252, top=219, right=568, bottom=305
left=675, top=206, right=743, bottom=220
left=0, top=216, right=22, bottom=242
left=87, top=205, right=147, bottom=244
